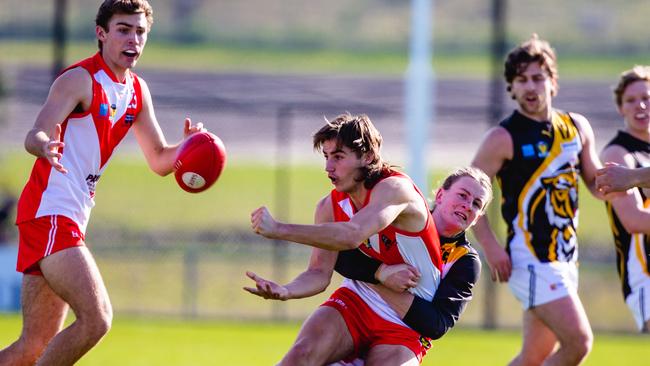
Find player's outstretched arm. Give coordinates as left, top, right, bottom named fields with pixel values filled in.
left=571, top=112, right=604, bottom=199
left=251, top=177, right=413, bottom=251
left=132, top=78, right=206, bottom=176
left=597, top=164, right=650, bottom=193
left=600, top=146, right=650, bottom=233
left=471, top=126, right=512, bottom=282
left=25, top=68, right=92, bottom=173
left=245, top=196, right=338, bottom=300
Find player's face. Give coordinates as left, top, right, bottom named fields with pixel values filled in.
left=619, top=80, right=650, bottom=137
left=97, top=13, right=149, bottom=77
left=509, top=61, right=557, bottom=121
left=322, top=139, right=367, bottom=194
left=434, top=176, right=488, bottom=237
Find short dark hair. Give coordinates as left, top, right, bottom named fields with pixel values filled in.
left=95, top=0, right=154, bottom=51
left=613, top=65, right=650, bottom=107
left=313, top=113, right=392, bottom=189
left=504, top=34, right=558, bottom=94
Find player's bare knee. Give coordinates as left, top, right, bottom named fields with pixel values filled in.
left=516, top=350, right=550, bottom=366
left=77, top=303, right=113, bottom=343
left=280, top=341, right=317, bottom=366
left=568, top=334, right=592, bottom=361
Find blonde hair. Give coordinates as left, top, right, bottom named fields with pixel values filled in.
left=613, top=65, right=650, bottom=107
left=437, top=166, right=493, bottom=210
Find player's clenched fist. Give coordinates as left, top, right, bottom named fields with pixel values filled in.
left=376, top=263, right=421, bottom=292
left=250, top=206, right=279, bottom=239
left=243, top=271, right=290, bottom=300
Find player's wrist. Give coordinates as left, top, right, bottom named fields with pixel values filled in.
left=375, top=263, right=388, bottom=283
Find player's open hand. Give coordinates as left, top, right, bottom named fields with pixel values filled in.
left=251, top=206, right=279, bottom=239
left=183, top=117, right=206, bottom=138
left=43, top=124, right=67, bottom=174
left=243, top=271, right=290, bottom=300
left=484, top=243, right=511, bottom=282
left=596, top=162, right=633, bottom=194
left=376, top=263, right=421, bottom=292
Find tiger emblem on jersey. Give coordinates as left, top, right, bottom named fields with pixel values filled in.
left=539, top=168, right=578, bottom=261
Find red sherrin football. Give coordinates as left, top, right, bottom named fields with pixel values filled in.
left=174, top=132, right=226, bottom=193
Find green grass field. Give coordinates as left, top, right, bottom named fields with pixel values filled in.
left=0, top=314, right=647, bottom=365
left=1, top=40, right=649, bottom=80
left=0, top=152, right=611, bottom=243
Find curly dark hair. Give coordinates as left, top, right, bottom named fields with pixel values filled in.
left=504, top=34, right=558, bottom=95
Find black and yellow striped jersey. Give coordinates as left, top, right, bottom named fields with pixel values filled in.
left=497, top=110, right=582, bottom=264
left=604, top=130, right=650, bottom=300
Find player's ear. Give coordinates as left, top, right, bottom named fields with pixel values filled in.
left=96, top=25, right=107, bottom=42
left=550, top=78, right=559, bottom=97
left=362, top=151, right=375, bottom=166
left=434, top=188, right=444, bottom=205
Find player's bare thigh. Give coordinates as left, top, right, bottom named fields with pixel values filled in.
left=530, top=293, right=592, bottom=345
left=282, top=306, right=354, bottom=365
left=39, top=246, right=111, bottom=319
left=365, top=344, right=418, bottom=366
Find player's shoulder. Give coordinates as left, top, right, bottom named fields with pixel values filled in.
left=51, top=67, right=93, bottom=99
left=601, top=143, right=636, bottom=167
left=567, top=111, right=592, bottom=130
left=314, top=193, right=335, bottom=223
left=56, top=66, right=92, bottom=87
left=374, top=174, right=416, bottom=198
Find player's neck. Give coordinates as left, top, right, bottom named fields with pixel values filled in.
left=100, top=51, right=129, bottom=83
left=431, top=209, right=462, bottom=238
left=347, top=184, right=368, bottom=209
left=518, top=107, right=552, bottom=123
left=624, top=127, right=650, bottom=143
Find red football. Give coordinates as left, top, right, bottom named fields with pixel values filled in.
left=174, top=132, right=227, bottom=193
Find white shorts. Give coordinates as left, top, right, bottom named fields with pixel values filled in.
left=508, top=261, right=578, bottom=309
left=625, top=282, right=650, bottom=331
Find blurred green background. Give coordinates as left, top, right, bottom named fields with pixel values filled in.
left=0, top=0, right=648, bottom=364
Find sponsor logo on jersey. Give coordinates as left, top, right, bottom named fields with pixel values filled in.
left=85, top=174, right=101, bottom=197
left=99, top=103, right=109, bottom=117
left=522, top=144, right=535, bottom=158
left=380, top=234, right=393, bottom=251
left=561, top=141, right=579, bottom=153
left=325, top=297, right=348, bottom=309
left=110, top=104, right=117, bottom=121
left=419, top=336, right=432, bottom=350
left=537, top=141, right=549, bottom=157
left=125, top=113, right=135, bottom=125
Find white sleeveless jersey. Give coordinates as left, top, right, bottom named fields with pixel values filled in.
left=17, top=53, right=143, bottom=233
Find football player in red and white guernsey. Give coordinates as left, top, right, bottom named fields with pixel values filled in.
left=0, top=1, right=205, bottom=365
left=249, top=113, right=446, bottom=365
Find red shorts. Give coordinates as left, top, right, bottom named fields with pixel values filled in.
left=17, top=215, right=85, bottom=275
left=321, top=287, right=431, bottom=363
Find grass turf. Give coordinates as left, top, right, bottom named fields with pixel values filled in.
left=0, top=314, right=647, bottom=365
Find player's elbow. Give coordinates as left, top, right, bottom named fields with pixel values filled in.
left=152, top=166, right=172, bottom=177
left=335, top=230, right=365, bottom=250
left=622, top=220, right=646, bottom=234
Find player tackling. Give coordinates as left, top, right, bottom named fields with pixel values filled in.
left=0, top=1, right=205, bottom=365
left=250, top=113, right=444, bottom=365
